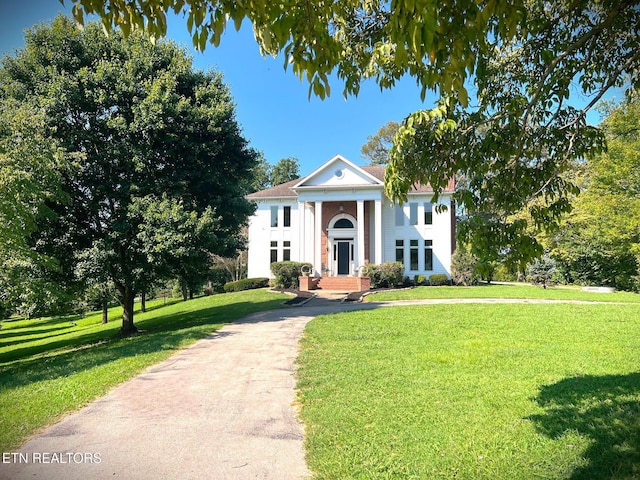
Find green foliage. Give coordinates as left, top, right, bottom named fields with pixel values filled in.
left=428, top=273, right=449, bottom=286
left=361, top=121, right=399, bottom=165
left=450, top=246, right=480, bottom=286
left=549, top=94, right=640, bottom=292
left=528, top=255, right=557, bottom=289
left=269, top=261, right=312, bottom=289
left=0, top=16, right=256, bottom=329
left=270, top=157, right=300, bottom=186
left=363, top=262, right=404, bottom=289
left=207, top=268, right=231, bottom=294
left=70, top=0, right=527, bottom=100
left=364, top=283, right=640, bottom=303
left=249, top=155, right=301, bottom=191
left=297, top=303, right=640, bottom=479
left=413, top=274, right=427, bottom=286
left=223, top=277, right=270, bottom=292
left=70, top=1, right=639, bottom=273
left=0, top=289, right=289, bottom=451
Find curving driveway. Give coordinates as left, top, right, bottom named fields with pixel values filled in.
left=0, top=298, right=377, bottom=480
left=0, top=295, right=619, bottom=480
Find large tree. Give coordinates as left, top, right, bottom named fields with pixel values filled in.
left=271, top=157, right=300, bottom=185
left=360, top=121, right=399, bottom=165
left=68, top=0, right=640, bottom=266
left=549, top=94, right=640, bottom=291
left=0, top=16, right=256, bottom=332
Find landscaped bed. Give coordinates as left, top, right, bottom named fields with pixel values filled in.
left=297, top=300, right=640, bottom=479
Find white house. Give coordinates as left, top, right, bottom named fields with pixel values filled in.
left=246, top=155, right=456, bottom=289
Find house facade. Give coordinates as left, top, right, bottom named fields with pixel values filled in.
left=246, top=155, right=456, bottom=287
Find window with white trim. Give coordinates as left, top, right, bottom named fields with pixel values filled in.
left=270, top=241, right=278, bottom=263
left=283, top=206, right=291, bottom=227
left=409, top=203, right=418, bottom=226
left=424, top=202, right=433, bottom=225
left=394, top=205, right=404, bottom=226
left=270, top=206, right=278, bottom=228
left=424, top=239, right=433, bottom=270
left=395, top=240, right=404, bottom=263
left=410, top=239, right=419, bottom=270
left=283, top=241, right=291, bottom=261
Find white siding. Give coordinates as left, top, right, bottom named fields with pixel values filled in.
left=247, top=200, right=299, bottom=278
left=381, top=194, right=453, bottom=278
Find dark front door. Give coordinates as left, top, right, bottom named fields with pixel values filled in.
left=337, top=241, right=350, bottom=275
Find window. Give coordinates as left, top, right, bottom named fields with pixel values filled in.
left=270, top=241, right=278, bottom=263
left=424, top=202, right=433, bottom=225
left=395, top=240, right=404, bottom=263
left=424, top=240, right=433, bottom=270
left=270, top=206, right=278, bottom=228
left=410, top=239, right=419, bottom=270
left=395, top=204, right=404, bottom=226
left=283, top=241, right=291, bottom=261
left=283, top=206, right=291, bottom=227
left=334, top=218, right=354, bottom=228
left=409, top=203, right=418, bottom=226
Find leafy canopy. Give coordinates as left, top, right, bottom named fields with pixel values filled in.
left=1, top=15, right=256, bottom=329
left=66, top=0, right=640, bottom=267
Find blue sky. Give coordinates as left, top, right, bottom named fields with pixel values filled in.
left=0, top=1, right=437, bottom=176
left=1, top=2, right=618, bottom=177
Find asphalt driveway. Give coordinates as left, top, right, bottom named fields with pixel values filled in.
left=0, top=298, right=376, bottom=480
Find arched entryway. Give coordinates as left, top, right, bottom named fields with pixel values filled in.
left=327, top=214, right=357, bottom=276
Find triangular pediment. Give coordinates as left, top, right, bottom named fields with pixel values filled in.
left=293, top=155, right=383, bottom=189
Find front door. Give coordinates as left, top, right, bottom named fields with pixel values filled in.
left=335, top=240, right=352, bottom=275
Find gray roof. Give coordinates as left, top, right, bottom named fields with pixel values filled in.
left=245, top=165, right=453, bottom=199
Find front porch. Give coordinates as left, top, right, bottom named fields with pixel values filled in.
left=299, top=275, right=371, bottom=292
left=298, top=198, right=383, bottom=278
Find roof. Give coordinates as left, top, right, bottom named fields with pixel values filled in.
left=245, top=163, right=455, bottom=200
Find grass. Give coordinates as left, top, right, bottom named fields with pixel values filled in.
left=297, top=302, right=640, bottom=479
left=364, top=283, right=640, bottom=303
left=0, top=289, right=289, bottom=451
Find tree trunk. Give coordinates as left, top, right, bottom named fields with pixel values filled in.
left=120, top=286, right=137, bottom=335
left=181, top=284, right=188, bottom=302
left=141, top=292, right=146, bottom=313
left=101, top=298, right=108, bottom=324
left=189, top=288, right=194, bottom=300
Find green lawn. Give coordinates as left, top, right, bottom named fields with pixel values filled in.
left=0, top=289, right=289, bottom=451
left=297, top=302, right=640, bottom=479
left=365, top=283, right=640, bottom=303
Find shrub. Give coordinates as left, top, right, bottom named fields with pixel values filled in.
left=224, top=277, right=270, bottom=293
left=208, top=268, right=232, bottom=294
left=528, top=255, right=557, bottom=289
left=414, top=274, right=428, bottom=286
left=429, top=274, right=450, bottom=286
left=364, top=262, right=404, bottom=289
left=270, top=261, right=313, bottom=289
left=451, top=247, right=480, bottom=286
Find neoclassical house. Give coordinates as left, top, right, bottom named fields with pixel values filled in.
left=246, top=155, right=455, bottom=290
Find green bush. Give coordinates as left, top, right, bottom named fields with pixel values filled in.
left=224, top=277, right=270, bottom=293
left=527, top=255, right=557, bottom=289
left=364, top=262, right=404, bottom=288
left=208, top=268, right=232, bottom=294
left=451, top=247, right=480, bottom=286
left=270, top=261, right=313, bottom=289
left=414, top=275, right=428, bottom=286
left=429, top=274, right=450, bottom=286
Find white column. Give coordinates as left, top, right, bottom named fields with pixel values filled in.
left=298, top=201, right=305, bottom=262
left=314, top=201, right=323, bottom=276
left=357, top=200, right=365, bottom=273
left=375, top=198, right=383, bottom=264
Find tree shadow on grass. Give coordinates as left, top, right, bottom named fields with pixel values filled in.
left=529, top=373, right=640, bottom=479
left=0, top=296, right=288, bottom=390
